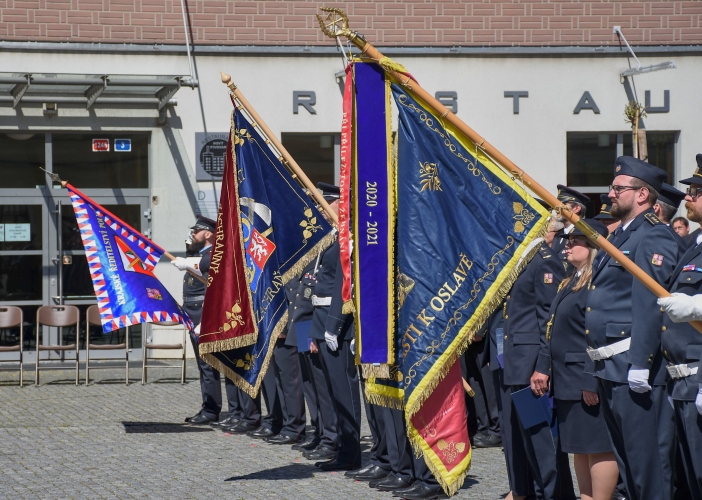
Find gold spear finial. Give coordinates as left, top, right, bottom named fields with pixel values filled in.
left=220, top=72, right=237, bottom=91
left=316, top=8, right=352, bottom=39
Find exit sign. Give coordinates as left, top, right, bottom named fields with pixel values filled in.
left=92, top=139, right=110, bottom=152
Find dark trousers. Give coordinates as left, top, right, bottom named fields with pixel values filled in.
left=300, top=352, right=320, bottom=434
left=309, top=345, right=339, bottom=451
left=599, top=380, right=675, bottom=500
left=494, top=370, right=532, bottom=496
left=365, top=398, right=391, bottom=471
left=511, top=384, right=575, bottom=500
left=384, top=406, right=413, bottom=482
left=189, top=331, right=237, bottom=419
left=465, top=342, right=500, bottom=437
left=261, top=361, right=283, bottom=433
left=674, top=399, right=702, bottom=500
left=319, top=338, right=362, bottom=465
left=411, top=453, right=440, bottom=489
left=272, top=340, right=306, bottom=438
left=239, top=388, right=261, bottom=425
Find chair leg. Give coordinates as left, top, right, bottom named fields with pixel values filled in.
left=35, top=348, right=39, bottom=386
left=181, top=351, right=185, bottom=385
left=141, top=331, right=146, bottom=385
left=85, top=352, right=90, bottom=387
left=125, top=351, right=129, bottom=386
left=19, top=351, right=23, bottom=388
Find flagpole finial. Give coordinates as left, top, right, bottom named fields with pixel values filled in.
left=221, top=72, right=237, bottom=91
left=39, top=167, right=67, bottom=188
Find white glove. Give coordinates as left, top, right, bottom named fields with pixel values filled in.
left=628, top=365, right=652, bottom=393
left=350, top=338, right=356, bottom=355
left=194, top=323, right=201, bottom=334
left=171, top=256, right=203, bottom=276
left=658, top=293, right=702, bottom=323
left=325, top=331, right=338, bottom=352
left=696, top=385, right=702, bottom=416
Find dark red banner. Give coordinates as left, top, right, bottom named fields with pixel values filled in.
left=339, top=63, right=354, bottom=313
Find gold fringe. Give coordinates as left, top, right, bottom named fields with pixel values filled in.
left=197, top=332, right=257, bottom=355
left=364, top=390, right=405, bottom=410
left=342, top=300, right=355, bottom=315
left=280, top=230, right=336, bottom=287
left=361, top=363, right=390, bottom=379
left=378, top=56, right=409, bottom=75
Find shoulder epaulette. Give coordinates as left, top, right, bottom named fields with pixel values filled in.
left=538, top=245, right=553, bottom=259
left=645, top=213, right=663, bottom=226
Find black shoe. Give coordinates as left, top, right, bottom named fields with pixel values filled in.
left=211, top=413, right=240, bottom=428
left=185, top=412, right=217, bottom=425
left=344, top=462, right=377, bottom=479
left=354, top=464, right=390, bottom=481
left=316, top=459, right=362, bottom=471
left=304, top=446, right=337, bottom=461
left=266, top=433, right=299, bottom=445
left=372, top=475, right=412, bottom=492
left=246, top=426, right=276, bottom=440
left=292, top=436, right=319, bottom=451
left=360, top=434, right=374, bottom=443
left=394, top=482, right=447, bottom=499
left=473, top=432, right=502, bottom=448
left=227, top=421, right=260, bottom=434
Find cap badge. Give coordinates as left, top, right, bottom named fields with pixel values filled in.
left=615, top=165, right=621, bottom=172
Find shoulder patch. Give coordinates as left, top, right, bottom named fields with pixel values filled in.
left=543, top=273, right=554, bottom=284
left=538, top=245, right=554, bottom=259
left=645, top=213, right=663, bottom=225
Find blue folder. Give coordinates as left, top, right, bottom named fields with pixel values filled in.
left=511, top=386, right=558, bottom=437
left=496, top=328, right=504, bottom=369
left=295, top=320, right=312, bottom=353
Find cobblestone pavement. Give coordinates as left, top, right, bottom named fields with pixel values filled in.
left=0, top=362, right=528, bottom=499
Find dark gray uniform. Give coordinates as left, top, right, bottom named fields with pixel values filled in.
left=183, top=246, right=239, bottom=421
left=586, top=209, right=679, bottom=500
left=310, top=240, right=361, bottom=466
left=503, top=242, right=575, bottom=500
left=662, top=240, right=702, bottom=499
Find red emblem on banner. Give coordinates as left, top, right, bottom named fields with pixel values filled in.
left=246, top=228, right=275, bottom=270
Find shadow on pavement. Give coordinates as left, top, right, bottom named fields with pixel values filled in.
left=225, top=463, right=318, bottom=481
left=122, top=421, right=215, bottom=433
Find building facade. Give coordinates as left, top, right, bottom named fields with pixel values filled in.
left=1, top=0, right=701, bottom=359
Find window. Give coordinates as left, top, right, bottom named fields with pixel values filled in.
left=0, top=133, right=46, bottom=188
left=281, top=133, right=338, bottom=187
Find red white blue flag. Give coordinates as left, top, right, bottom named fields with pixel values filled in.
left=66, top=184, right=192, bottom=333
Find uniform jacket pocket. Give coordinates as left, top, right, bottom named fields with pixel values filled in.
left=512, top=333, right=540, bottom=345
left=564, top=352, right=587, bottom=364
left=686, top=344, right=702, bottom=361
left=605, top=322, right=631, bottom=339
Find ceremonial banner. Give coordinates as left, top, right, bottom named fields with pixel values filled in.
left=353, top=62, right=395, bottom=378
left=338, top=63, right=354, bottom=315
left=364, top=365, right=404, bottom=410
left=201, top=103, right=335, bottom=397
left=393, top=84, right=549, bottom=494
left=66, top=184, right=192, bottom=333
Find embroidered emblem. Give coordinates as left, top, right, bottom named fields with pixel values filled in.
left=222, top=302, right=245, bottom=332
left=544, top=273, right=554, bottom=284
left=300, top=207, right=323, bottom=240
left=187, top=276, right=194, bottom=286
left=512, top=202, right=535, bottom=233
left=645, top=213, right=662, bottom=225
left=437, top=439, right=466, bottom=464
left=419, top=161, right=442, bottom=192
left=303, top=287, right=312, bottom=299
left=652, top=254, right=664, bottom=267
left=146, top=288, right=162, bottom=300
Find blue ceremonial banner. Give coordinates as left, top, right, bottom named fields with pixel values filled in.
left=353, top=62, right=395, bottom=378
left=392, top=83, right=549, bottom=492
left=201, top=103, right=336, bottom=397
left=66, top=184, right=192, bottom=333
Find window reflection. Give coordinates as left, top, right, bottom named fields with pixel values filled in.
left=0, top=134, right=46, bottom=188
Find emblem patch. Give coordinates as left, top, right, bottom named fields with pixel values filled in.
left=652, top=254, right=664, bottom=267
left=146, top=288, right=163, bottom=300
left=615, top=165, right=621, bottom=172
left=303, top=287, right=312, bottom=299
left=544, top=273, right=554, bottom=284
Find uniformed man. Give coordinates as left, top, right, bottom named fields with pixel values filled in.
left=309, top=182, right=361, bottom=472
left=173, top=215, right=239, bottom=425
left=658, top=155, right=702, bottom=499
left=655, top=182, right=688, bottom=249
left=585, top=157, right=681, bottom=500
left=551, top=185, right=590, bottom=263
left=593, top=193, right=620, bottom=235
left=503, top=231, right=574, bottom=500
left=465, top=325, right=501, bottom=449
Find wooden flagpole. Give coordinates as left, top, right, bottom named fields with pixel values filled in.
left=314, top=8, right=702, bottom=334
left=220, top=73, right=339, bottom=228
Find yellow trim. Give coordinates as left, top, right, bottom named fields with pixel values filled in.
left=352, top=67, right=362, bottom=366
left=385, top=72, right=396, bottom=368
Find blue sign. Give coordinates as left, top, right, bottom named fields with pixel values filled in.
left=114, top=139, right=131, bottom=152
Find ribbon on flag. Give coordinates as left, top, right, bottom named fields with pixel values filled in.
left=66, top=184, right=192, bottom=333
left=338, top=63, right=354, bottom=316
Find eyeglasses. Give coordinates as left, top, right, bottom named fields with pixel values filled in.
left=609, top=184, right=641, bottom=196
left=565, top=238, right=589, bottom=248
left=686, top=187, right=702, bottom=200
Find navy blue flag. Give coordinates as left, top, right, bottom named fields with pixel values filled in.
left=67, top=184, right=192, bottom=333
left=201, top=104, right=336, bottom=397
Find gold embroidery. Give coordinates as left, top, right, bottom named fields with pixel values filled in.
left=397, top=271, right=416, bottom=309
left=419, top=161, right=442, bottom=192
left=546, top=314, right=554, bottom=342
left=299, top=208, right=323, bottom=240
left=222, top=302, right=246, bottom=332
left=512, top=202, right=535, bottom=233
left=437, top=439, right=467, bottom=464
left=234, top=352, right=253, bottom=371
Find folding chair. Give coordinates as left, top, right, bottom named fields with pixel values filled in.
left=0, top=306, right=23, bottom=386
left=142, top=321, right=186, bottom=385
left=85, top=305, right=129, bottom=385
left=35, top=305, right=80, bottom=385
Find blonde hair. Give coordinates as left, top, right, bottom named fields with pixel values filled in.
left=559, top=245, right=598, bottom=292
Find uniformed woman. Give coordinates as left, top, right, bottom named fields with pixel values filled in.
left=532, top=219, right=619, bottom=500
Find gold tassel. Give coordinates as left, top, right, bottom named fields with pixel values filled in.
left=378, top=56, right=410, bottom=75
left=361, top=363, right=391, bottom=379
left=364, top=390, right=405, bottom=410
left=197, top=332, right=258, bottom=355
left=342, top=300, right=355, bottom=314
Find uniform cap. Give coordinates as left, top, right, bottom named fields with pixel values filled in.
left=613, top=156, right=667, bottom=192
left=556, top=185, right=590, bottom=206
left=657, top=182, right=686, bottom=208
left=593, top=193, right=616, bottom=221
left=190, top=215, right=216, bottom=232
left=317, top=182, right=340, bottom=202
left=678, top=154, right=702, bottom=185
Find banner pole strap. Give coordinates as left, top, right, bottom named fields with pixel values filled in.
left=220, top=72, right=339, bottom=228
left=315, top=9, right=702, bottom=334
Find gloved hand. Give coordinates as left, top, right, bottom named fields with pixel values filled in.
left=696, top=384, right=702, bottom=416
left=194, top=323, right=201, bottom=334
left=350, top=338, right=356, bottom=355
left=324, top=331, right=338, bottom=352
left=172, top=257, right=188, bottom=271
left=628, top=365, right=652, bottom=393
left=658, top=293, right=702, bottom=323
left=171, top=256, right=203, bottom=276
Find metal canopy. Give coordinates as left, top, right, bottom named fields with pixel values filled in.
left=0, top=73, right=198, bottom=110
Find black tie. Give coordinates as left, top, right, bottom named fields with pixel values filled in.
left=595, top=225, right=623, bottom=269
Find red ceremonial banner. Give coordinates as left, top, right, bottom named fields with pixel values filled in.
left=339, top=63, right=354, bottom=315
left=198, top=132, right=258, bottom=352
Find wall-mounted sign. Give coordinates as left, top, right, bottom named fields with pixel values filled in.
left=115, top=139, right=131, bottom=152
left=195, top=133, right=228, bottom=182
left=92, top=139, right=110, bottom=152
left=3, top=223, right=30, bottom=242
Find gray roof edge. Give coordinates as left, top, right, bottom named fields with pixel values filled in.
left=1, top=40, right=701, bottom=57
